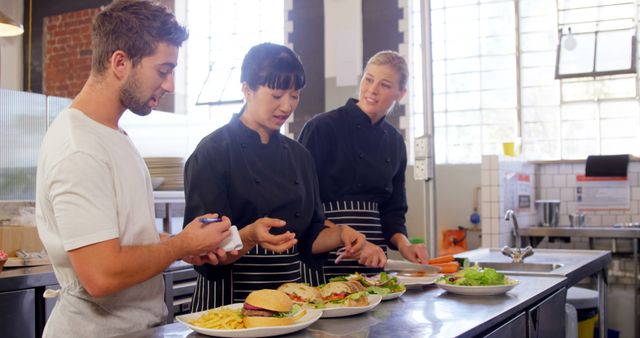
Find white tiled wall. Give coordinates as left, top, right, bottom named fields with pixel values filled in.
left=538, top=161, right=640, bottom=226
left=480, top=155, right=536, bottom=248
left=480, top=157, right=640, bottom=248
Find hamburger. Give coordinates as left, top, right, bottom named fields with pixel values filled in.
left=320, top=281, right=369, bottom=307
left=277, top=283, right=324, bottom=308
left=242, top=289, right=306, bottom=328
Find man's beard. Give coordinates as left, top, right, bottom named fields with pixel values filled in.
left=120, top=74, right=153, bottom=116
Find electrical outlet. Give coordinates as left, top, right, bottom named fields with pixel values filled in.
left=414, top=136, right=428, bottom=159
left=414, top=159, right=428, bottom=180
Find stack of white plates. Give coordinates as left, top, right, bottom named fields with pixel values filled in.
left=144, top=157, right=184, bottom=191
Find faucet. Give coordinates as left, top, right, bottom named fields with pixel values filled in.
left=502, top=209, right=534, bottom=263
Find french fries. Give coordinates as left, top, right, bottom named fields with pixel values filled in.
left=188, top=307, right=244, bottom=329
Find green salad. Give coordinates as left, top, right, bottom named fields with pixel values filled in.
left=438, top=263, right=513, bottom=286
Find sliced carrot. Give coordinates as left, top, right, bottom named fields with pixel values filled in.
left=427, top=255, right=455, bottom=265
left=431, top=261, right=460, bottom=273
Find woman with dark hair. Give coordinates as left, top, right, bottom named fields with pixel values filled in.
left=183, top=43, right=375, bottom=310
left=299, top=51, right=428, bottom=280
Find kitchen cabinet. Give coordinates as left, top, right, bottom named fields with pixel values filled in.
left=0, top=262, right=195, bottom=337
left=0, top=288, right=36, bottom=338
left=528, top=287, right=567, bottom=338
left=480, top=287, right=566, bottom=338
left=482, top=312, right=527, bottom=338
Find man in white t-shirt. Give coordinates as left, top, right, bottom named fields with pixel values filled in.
left=35, top=1, right=234, bottom=336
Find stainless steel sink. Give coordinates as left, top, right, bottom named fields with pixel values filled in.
left=474, top=261, right=564, bottom=273
left=459, top=248, right=609, bottom=278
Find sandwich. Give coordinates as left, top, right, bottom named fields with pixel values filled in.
left=277, top=283, right=324, bottom=308
left=242, top=289, right=306, bottom=328
left=319, top=281, right=369, bottom=307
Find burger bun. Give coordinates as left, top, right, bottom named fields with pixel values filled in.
left=243, top=306, right=307, bottom=328
left=245, top=289, right=292, bottom=312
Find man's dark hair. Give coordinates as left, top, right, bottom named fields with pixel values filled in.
left=91, top=0, right=188, bottom=74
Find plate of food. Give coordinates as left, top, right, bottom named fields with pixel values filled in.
left=381, top=289, right=406, bottom=301
left=394, top=272, right=439, bottom=287
left=176, top=289, right=321, bottom=337
left=435, top=264, right=519, bottom=296
left=329, top=272, right=406, bottom=300
left=436, top=281, right=519, bottom=296
left=320, top=294, right=382, bottom=318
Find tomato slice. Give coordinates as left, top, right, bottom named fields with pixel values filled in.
left=289, top=294, right=305, bottom=303
left=324, top=293, right=347, bottom=301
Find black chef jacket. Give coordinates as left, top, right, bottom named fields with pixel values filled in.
left=298, top=98, right=408, bottom=249
left=183, top=113, right=327, bottom=281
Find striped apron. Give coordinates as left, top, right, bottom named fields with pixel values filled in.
left=191, top=244, right=325, bottom=311
left=322, top=200, right=387, bottom=280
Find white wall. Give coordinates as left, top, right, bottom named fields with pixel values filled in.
left=0, top=0, right=23, bottom=90
left=404, top=163, right=482, bottom=255
left=435, top=164, right=481, bottom=230
left=405, top=165, right=427, bottom=239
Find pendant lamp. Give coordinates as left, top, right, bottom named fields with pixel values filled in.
left=0, top=10, right=24, bottom=37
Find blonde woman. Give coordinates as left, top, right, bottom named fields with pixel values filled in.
left=299, top=51, right=428, bottom=279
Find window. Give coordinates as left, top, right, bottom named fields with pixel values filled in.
left=409, top=0, right=640, bottom=164
left=555, top=0, right=637, bottom=79
left=524, top=0, right=640, bottom=159
left=428, top=0, right=518, bottom=164
left=182, top=0, right=285, bottom=136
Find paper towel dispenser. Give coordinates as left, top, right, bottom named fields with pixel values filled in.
left=585, top=154, right=629, bottom=177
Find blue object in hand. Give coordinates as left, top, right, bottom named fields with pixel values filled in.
left=200, top=217, right=222, bottom=224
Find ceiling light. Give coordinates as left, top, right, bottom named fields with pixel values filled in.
left=0, top=10, right=24, bottom=37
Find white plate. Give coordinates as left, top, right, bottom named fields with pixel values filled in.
left=395, top=274, right=439, bottom=287
left=435, top=279, right=520, bottom=296
left=320, top=295, right=382, bottom=318
left=308, top=313, right=381, bottom=336
left=175, top=304, right=322, bottom=337
left=381, top=289, right=406, bottom=301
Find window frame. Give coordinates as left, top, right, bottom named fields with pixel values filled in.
left=555, top=29, right=637, bottom=79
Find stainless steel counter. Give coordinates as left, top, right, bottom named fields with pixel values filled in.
left=115, top=275, right=567, bottom=338
left=457, top=247, right=611, bottom=338
left=457, top=248, right=611, bottom=286
left=520, top=226, right=638, bottom=338
left=0, top=260, right=191, bottom=292
left=520, top=226, right=640, bottom=239
left=0, top=265, right=57, bottom=292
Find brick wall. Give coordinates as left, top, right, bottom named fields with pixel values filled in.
left=43, top=8, right=98, bottom=99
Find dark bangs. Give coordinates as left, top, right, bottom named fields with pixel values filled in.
left=241, top=43, right=306, bottom=91
left=261, top=54, right=305, bottom=90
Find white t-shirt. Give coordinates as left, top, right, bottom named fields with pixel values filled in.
left=36, top=107, right=167, bottom=337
